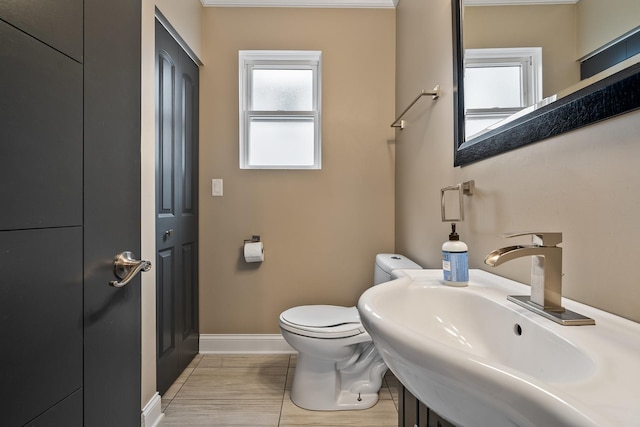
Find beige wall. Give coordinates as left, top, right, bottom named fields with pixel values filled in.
left=141, top=0, right=203, bottom=408
left=199, top=7, right=396, bottom=334
left=577, top=0, right=640, bottom=58
left=464, top=4, right=579, bottom=100
left=396, top=0, right=640, bottom=324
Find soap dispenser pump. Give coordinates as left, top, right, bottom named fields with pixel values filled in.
left=442, top=223, right=469, bottom=286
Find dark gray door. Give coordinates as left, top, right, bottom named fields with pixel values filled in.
left=0, top=0, right=142, bottom=426
left=155, top=20, right=200, bottom=395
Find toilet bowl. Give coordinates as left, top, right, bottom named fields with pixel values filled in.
left=279, top=253, right=421, bottom=411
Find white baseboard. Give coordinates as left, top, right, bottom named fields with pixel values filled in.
left=141, top=392, right=164, bottom=427
left=199, top=334, right=296, bottom=354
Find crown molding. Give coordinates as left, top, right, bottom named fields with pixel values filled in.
left=201, top=0, right=575, bottom=7
left=201, top=0, right=398, bottom=8
left=464, top=0, right=578, bottom=5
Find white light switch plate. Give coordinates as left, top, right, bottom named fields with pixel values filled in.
left=212, top=179, right=223, bottom=196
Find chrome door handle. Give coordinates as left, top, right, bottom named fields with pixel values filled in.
left=110, top=251, right=152, bottom=288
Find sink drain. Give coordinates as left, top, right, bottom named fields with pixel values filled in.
left=513, top=324, right=523, bottom=336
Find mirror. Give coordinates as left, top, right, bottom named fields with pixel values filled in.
left=453, top=0, right=640, bottom=166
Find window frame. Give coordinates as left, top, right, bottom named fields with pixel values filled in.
left=239, top=50, right=322, bottom=170
left=464, top=47, right=542, bottom=139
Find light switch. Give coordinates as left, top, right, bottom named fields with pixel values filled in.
left=212, top=179, right=223, bottom=196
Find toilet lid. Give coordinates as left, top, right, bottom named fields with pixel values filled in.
left=282, top=305, right=360, bottom=327
left=279, top=305, right=365, bottom=339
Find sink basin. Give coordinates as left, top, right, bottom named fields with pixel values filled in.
left=357, top=269, right=640, bottom=427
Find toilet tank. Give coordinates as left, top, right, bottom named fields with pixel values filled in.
left=373, top=253, right=421, bottom=285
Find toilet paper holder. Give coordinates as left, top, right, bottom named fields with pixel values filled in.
left=244, top=235, right=261, bottom=244
left=243, top=235, right=264, bottom=263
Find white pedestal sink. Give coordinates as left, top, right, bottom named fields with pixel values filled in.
left=357, top=269, right=640, bottom=427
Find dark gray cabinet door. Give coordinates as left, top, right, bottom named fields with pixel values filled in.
left=0, top=0, right=141, bottom=425
left=399, top=385, right=457, bottom=427
left=155, top=19, right=199, bottom=395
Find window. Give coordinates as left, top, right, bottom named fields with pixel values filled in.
left=239, top=50, right=322, bottom=169
left=464, top=47, right=542, bottom=139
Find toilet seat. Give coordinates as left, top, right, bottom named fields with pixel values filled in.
left=279, top=305, right=365, bottom=339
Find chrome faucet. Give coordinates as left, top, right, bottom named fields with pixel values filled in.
left=485, top=232, right=563, bottom=311
left=484, top=232, right=595, bottom=326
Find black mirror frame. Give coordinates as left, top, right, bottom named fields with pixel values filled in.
left=453, top=0, right=640, bottom=167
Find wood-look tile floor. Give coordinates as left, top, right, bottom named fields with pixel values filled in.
left=159, top=354, right=399, bottom=426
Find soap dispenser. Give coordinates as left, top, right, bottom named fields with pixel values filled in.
left=442, top=223, right=469, bottom=286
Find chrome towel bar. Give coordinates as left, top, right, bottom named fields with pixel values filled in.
left=391, top=86, right=440, bottom=129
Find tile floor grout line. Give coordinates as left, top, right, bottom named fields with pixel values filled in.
left=159, top=354, right=398, bottom=426
left=276, top=354, right=291, bottom=426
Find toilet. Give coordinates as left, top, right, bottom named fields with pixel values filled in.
left=279, top=253, right=421, bottom=411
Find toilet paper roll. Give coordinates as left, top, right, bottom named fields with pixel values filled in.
left=244, top=241, right=264, bottom=263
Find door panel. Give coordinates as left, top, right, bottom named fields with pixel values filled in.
left=181, top=242, right=198, bottom=359
left=0, top=0, right=83, bottom=62
left=0, top=229, right=83, bottom=426
left=24, top=389, right=83, bottom=427
left=182, top=243, right=197, bottom=337
left=0, top=19, right=82, bottom=231
left=156, top=19, right=199, bottom=395
left=182, top=75, right=196, bottom=214
left=158, top=51, right=176, bottom=217
left=158, top=248, right=177, bottom=356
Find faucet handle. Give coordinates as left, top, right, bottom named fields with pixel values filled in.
left=500, top=232, right=562, bottom=247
